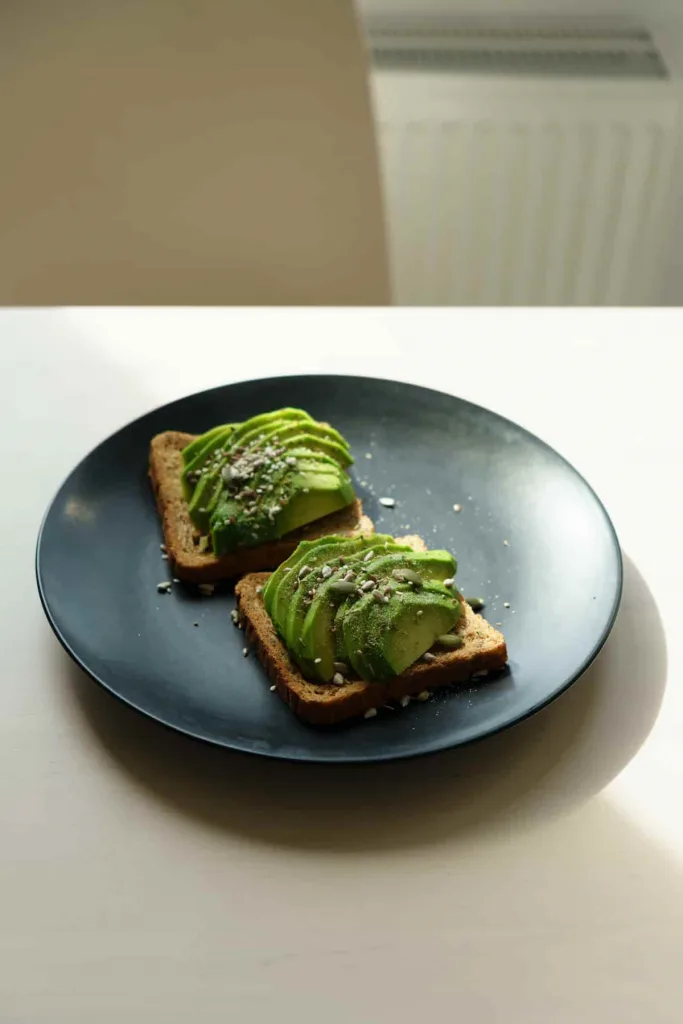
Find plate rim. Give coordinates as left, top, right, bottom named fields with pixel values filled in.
left=35, top=373, right=624, bottom=764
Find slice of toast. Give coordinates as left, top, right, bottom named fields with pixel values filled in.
left=234, top=560, right=508, bottom=726
left=150, top=431, right=373, bottom=583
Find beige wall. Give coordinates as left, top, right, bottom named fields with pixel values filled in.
left=0, top=0, right=389, bottom=305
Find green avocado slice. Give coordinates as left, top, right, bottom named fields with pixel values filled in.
left=282, top=537, right=396, bottom=676
left=181, top=424, right=236, bottom=467
left=342, top=580, right=461, bottom=681
left=263, top=535, right=346, bottom=622
left=297, top=541, right=412, bottom=681
left=227, top=408, right=313, bottom=449
left=181, top=426, right=236, bottom=501
left=210, top=456, right=354, bottom=555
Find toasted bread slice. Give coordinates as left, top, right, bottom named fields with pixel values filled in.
left=150, top=431, right=373, bottom=583
left=235, top=563, right=508, bottom=726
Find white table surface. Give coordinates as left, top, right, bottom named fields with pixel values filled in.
left=2, top=308, right=682, bottom=1024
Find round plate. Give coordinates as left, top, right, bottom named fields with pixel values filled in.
left=36, top=376, right=622, bottom=763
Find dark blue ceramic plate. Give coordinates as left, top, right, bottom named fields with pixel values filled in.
left=36, top=375, right=622, bottom=763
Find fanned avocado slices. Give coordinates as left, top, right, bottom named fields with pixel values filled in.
left=263, top=535, right=461, bottom=683
left=179, top=408, right=358, bottom=554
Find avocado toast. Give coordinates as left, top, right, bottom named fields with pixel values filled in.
left=235, top=534, right=508, bottom=725
left=150, top=408, right=372, bottom=583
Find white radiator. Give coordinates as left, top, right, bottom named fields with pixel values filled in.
left=367, top=20, right=681, bottom=305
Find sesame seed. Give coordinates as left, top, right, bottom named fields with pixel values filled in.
left=417, top=690, right=430, bottom=702
left=400, top=695, right=411, bottom=707
left=314, top=658, right=322, bottom=664
left=416, top=610, right=423, bottom=617
left=363, top=550, right=375, bottom=562
left=365, top=453, right=373, bottom=460
left=156, top=581, right=172, bottom=593
left=443, top=578, right=454, bottom=588
left=256, top=585, right=263, bottom=595
left=503, top=539, right=509, bottom=546
left=193, top=622, right=199, bottom=627
left=453, top=504, right=462, bottom=513
left=422, top=652, right=436, bottom=662
left=379, top=497, right=396, bottom=508
left=332, top=672, right=345, bottom=686
left=364, top=707, right=377, bottom=719
left=472, top=669, right=489, bottom=679
left=160, top=543, right=167, bottom=552
left=242, top=647, right=249, bottom=657
left=503, top=601, right=510, bottom=608
left=161, top=553, right=168, bottom=560
left=270, top=685, right=276, bottom=692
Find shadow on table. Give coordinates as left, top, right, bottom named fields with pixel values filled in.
left=64, top=553, right=666, bottom=851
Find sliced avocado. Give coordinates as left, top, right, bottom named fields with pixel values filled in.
left=297, top=540, right=410, bottom=680
left=273, top=468, right=354, bottom=539
left=181, top=427, right=235, bottom=501
left=282, top=536, right=395, bottom=676
left=270, top=421, right=352, bottom=459
left=277, top=432, right=352, bottom=468
left=181, top=424, right=236, bottom=467
left=263, top=535, right=345, bottom=621
left=343, top=581, right=460, bottom=681
left=226, top=408, right=313, bottom=449
left=209, top=451, right=354, bottom=555
left=362, top=550, right=456, bottom=586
